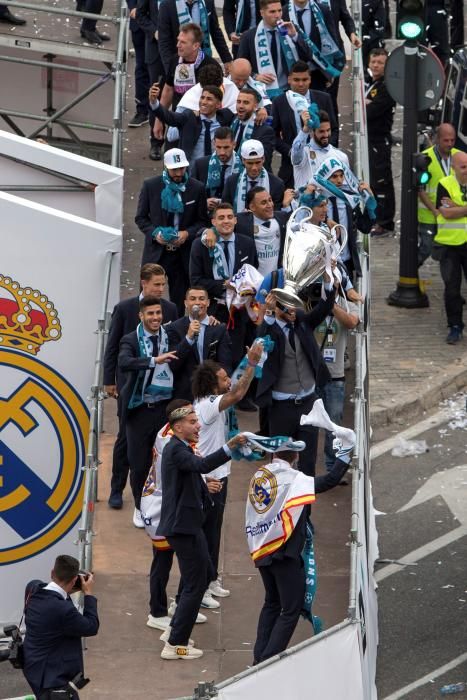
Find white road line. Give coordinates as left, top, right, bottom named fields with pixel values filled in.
left=375, top=524, right=467, bottom=582
left=382, top=651, right=467, bottom=700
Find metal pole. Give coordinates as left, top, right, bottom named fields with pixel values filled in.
left=111, top=3, right=128, bottom=167
left=387, top=42, right=429, bottom=308
left=0, top=53, right=107, bottom=75
left=0, top=108, right=110, bottom=131
left=5, top=1, right=121, bottom=23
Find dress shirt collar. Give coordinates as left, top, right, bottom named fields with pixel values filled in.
left=219, top=233, right=235, bottom=243
left=189, top=314, right=210, bottom=326
left=44, top=581, right=68, bottom=599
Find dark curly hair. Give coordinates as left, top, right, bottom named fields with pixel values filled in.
left=191, top=360, right=222, bottom=400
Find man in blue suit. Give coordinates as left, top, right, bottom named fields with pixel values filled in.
left=23, top=555, right=99, bottom=699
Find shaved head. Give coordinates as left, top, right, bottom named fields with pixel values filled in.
left=452, top=151, right=467, bottom=184
left=230, top=58, right=252, bottom=88
left=436, top=123, right=456, bottom=156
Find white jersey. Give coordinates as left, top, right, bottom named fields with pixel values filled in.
left=178, top=78, right=239, bottom=112
left=291, top=131, right=350, bottom=190
left=194, top=394, right=231, bottom=480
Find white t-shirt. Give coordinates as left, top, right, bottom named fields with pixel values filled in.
left=254, top=217, right=281, bottom=276
left=194, top=395, right=231, bottom=479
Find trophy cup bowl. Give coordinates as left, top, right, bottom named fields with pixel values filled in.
left=271, top=207, right=347, bottom=310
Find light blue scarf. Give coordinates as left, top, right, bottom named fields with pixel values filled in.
left=287, top=0, right=344, bottom=79
left=206, top=151, right=242, bottom=194
left=176, top=0, right=212, bottom=56
left=128, top=324, right=173, bottom=409
left=314, top=157, right=378, bottom=220
left=301, top=520, right=322, bottom=633
left=254, top=21, right=298, bottom=98
left=161, top=169, right=187, bottom=214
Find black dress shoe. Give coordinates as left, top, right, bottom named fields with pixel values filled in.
left=108, top=490, right=123, bottom=509
left=0, top=9, right=26, bottom=25
left=149, top=144, right=162, bottom=161
left=81, top=29, right=103, bottom=45
left=236, top=397, right=258, bottom=412
left=81, top=29, right=110, bottom=41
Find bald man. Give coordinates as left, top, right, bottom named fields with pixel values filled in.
left=418, top=123, right=460, bottom=267
left=434, top=150, right=467, bottom=344
left=227, top=58, right=271, bottom=110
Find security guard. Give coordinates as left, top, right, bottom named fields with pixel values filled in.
left=365, top=47, right=396, bottom=238
left=418, top=123, right=459, bottom=266
left=434, top=151, right=467, bottom=344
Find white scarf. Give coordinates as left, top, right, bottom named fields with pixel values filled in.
left=286, top=89, right=311, bottom=133
left=234, top=167, right=270, bottom=213
left=254, top=20, right=298, bottom=98
left=226, top=263, right=264, bottom=323
left=246, top=458, right=315, bottom=561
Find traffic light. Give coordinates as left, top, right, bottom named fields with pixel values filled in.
left=396, top=0, right=426, bottom=41
left=412, top=153, right=431, bottom=186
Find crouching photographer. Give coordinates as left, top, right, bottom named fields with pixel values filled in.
left=21, top=554, right=99, bottom=699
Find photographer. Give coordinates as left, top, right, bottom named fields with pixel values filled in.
left=22, top=555, right=99, bottom=699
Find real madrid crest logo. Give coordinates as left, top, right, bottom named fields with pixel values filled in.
left=0, top=274, right=88, bottom=565
left=249, top=466, right=278, bottom=514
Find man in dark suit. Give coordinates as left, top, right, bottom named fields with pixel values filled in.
left=189, top=202, right=258, bottom=368
left=166, top=286, right=233, bottom=400
left=23, top=555, right=99, bottom=699
left=192, top=127, right=241, bottom=214
left=79, top=0, right=109, bottom=45
left=136, top=0, right=165, bottom=160
left=104, top=264, right=177, bottom=510
left=237, top=0, right=314, bottom=94
left=223, top=139, right=284, bottom=212
left=149, top=83, right=235, bottom=162
left=126, top=1, right=150, bottom=129
left=272, top=60, right=338, bottom=187
left=256, top=282, right=335, bottom=476
left=223, top=0, right=261, bottom=57
left=324, top=0, right=362, bottom=113
left=157, top=401, right=244, bottom=659
left=118, top=296, right=179, bottom=527
left=135, top=147, right=209, bottom=313
left=235, top=186, right=288, bottom=275
left=157, top=0, right=232, bottom=74
left=230, top=87, right=275, bottom=170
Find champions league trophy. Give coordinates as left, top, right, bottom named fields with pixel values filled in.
left=272, top=206, right=347, bottom=310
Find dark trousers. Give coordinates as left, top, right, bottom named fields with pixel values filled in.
left=439, top=244, right=467, bottom=328
left=159, top=248, right=189, bottom=316
left=369, top=139, right=395, bottom=230
left=149, top=546, right=175, bottom=617
left=203, top=477, right=228, bottom=581
left=38, top=689, right=79, bottom=700
left=81, top=0, right=103, bottom=31
left=131, top=26, right=150, bottom=115
left=212, top=303, right=251, bottom=368
left=110, top=395, right=129, bottom=494
left=148, top=61, right=165, bottom=147
left=125, top=402, right=167, bottom=509
left=166, top=531, right=213, bottom=646
left=254, top=556, right=305, bottom=663
left=425, top=2, right=450, bottom=66
left=268, top=394, right=318, bottom=476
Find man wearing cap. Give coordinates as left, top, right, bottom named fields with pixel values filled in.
left=149, top=83, right=235, bottom=163
left=223, top=139, right=285, bottom=213
left=135, top=147, right=208, bottom=314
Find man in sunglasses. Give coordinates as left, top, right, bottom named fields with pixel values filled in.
left=434, top=151, right=467, bottom=345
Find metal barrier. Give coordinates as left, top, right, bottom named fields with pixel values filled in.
left=0, top=1, right=128, bottom=166
left=77, top=250, right=117, bottom=573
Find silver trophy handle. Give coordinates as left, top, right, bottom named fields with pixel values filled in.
left=330, top=224, right=348, bottom=256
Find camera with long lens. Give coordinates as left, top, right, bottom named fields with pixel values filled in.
left=0, top=624, right=24, bottom=669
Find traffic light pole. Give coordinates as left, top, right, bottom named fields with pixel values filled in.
left=387, top=40, right=429, bottom=308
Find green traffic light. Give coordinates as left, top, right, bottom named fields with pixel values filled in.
left=399, top=18, right=423, bottom=39
left=419, top=172, right=430, bottom=185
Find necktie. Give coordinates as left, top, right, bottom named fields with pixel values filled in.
left=235, top=123, right=245, bottom=150
left=286, top=323, right=296, bottom=351
left=330, top=196, right=339, bottom=223
left=204, top=119, right=212, bottom=156
left=268, top=30, right=279, bottom=73
left=262, top=220, right=271, bottom=228
left=219, top=163, right=228, bottom=195
left=222, top=240, right=231, bottom=275
left=146, top=334, right=159, bottom=388
left=296, top=8, right=306, bottom=32
left=249, top=179, right=258, bottom=189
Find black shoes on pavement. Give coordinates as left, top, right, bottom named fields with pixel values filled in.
left=129, top=113, right=149, bottom=128
left=0, top=9, right=26, bottom=24
left=108, top=491, right=123, bottom=509
left=81, top=29, right=110, bottom=45
left=149, top=144, right=162, bottom=161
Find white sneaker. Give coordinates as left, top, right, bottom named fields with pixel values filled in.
left=159, top=627, right=194, bottom=646
left=132, top=508, right=144, bottom=528
left=201, top=590, right=221, bottom=609
left=168, top=600, right=207, bottom=624
left=147, top=614, right=171, bottom=631
left=161, top=642, right=203, bottom=660
left=209, top=579, right=230, bottom=598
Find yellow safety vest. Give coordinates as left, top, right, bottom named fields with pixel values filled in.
left=417, top=146, right=460, bottom=224
left=435, top=174, right=467, bottom=246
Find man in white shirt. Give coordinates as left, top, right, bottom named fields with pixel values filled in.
left=192, top=343, right=263, bottom=605
left=291, top=109, right=349, bottom=190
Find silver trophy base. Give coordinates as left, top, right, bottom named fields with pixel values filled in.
left=271, top=287, right=304, bottom=310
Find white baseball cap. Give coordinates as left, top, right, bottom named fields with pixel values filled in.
left=164, top=148, right=189, bottom=169
left=240, top=139, right=264, bottom=160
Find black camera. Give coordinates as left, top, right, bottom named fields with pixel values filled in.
left=0, top=624, right=24, bottom=669
left=71, top=570, right=90, bottom=592
left=69, top=671, right=90, bottom=691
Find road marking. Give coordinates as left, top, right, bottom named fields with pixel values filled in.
left=371, top=396, right=465, bottom=460
left=381, top=650, right=467, bottom=700
left=375, top=524, right=467, bottom=582
left=399, top=464, right=467, bottom=525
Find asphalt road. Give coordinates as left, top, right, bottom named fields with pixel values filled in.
left=372, top=394, right=467, bottom=700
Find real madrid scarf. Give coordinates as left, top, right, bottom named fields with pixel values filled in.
left=201, top=229, right=231, bottom=280
left=161, top=169, right=188, bottom=214
left=286, top=90, right=319, bottom=133
left=206, top=151, right=242, bottom=194
left=245, top=457, right=315, bottom=561
left=287, top=0, right=344, bottom=79
left=176, top=0, right=212, bottom=56
left=234, top=167, right=269, bottom=213
left=128, top=323, right=173, bottom=409
left=174, top=50, right=205, bottom=94
left=254, top=21, right=298, bottom=98
left=225, top=263, right=265, bottom=324
left=301, top=520, right=322, bottom=633
left=231, top=114, right=256, bottom=151
left=314, top=156, right=377, bottom=220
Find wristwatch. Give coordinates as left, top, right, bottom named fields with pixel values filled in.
left=265, top=309, right=275, bottom=317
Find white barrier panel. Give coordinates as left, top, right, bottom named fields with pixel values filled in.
left=0, top=187, right=121, bottom=625
left=218, top=624, right=363, bottom=700
left=0, top=130, right=123, bottom=230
